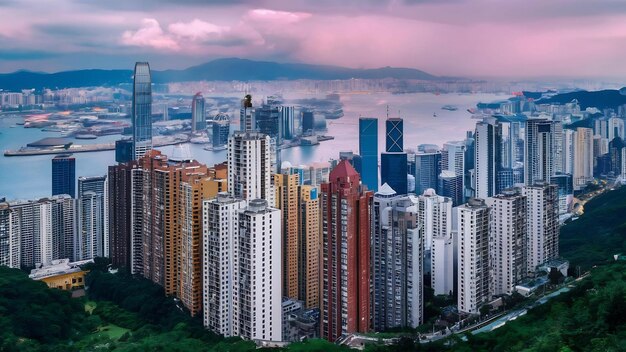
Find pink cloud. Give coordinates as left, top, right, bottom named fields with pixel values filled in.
left=121, top=18, right=180, bottom=51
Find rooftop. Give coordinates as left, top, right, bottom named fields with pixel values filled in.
left=29, top=258, right=93, bottom=280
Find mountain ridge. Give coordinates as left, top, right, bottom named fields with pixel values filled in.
left=0, top=57, right=439, bottom=91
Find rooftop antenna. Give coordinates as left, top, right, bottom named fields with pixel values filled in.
left=386, top=105, right=389, bottom=119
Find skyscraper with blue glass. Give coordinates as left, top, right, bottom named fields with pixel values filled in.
left=132, top=62, right=153, bottom=160
left=381, top=118, right=408, bottom=194
left=52, top=154, right=76, bottom=198
left=359, top=117, right=378, bottom=191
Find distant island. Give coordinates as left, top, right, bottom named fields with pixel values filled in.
left=0, top=58, right=440, bottom=91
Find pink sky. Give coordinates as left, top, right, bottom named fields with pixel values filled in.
left=1, top=0, right=626, bottom=78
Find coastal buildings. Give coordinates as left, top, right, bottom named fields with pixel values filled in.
left=474, top=118, right=502, bottom=199
left=320, top=160, right=372, bottom=341
left=439, top=141, right=466, bottom=206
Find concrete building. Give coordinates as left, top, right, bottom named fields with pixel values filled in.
left=523, top=183, right=559, bottom=273
left=228, top=131, right=274, bottom=205
left=486, top=189, right=527, bottom=296
left=298, top=185, right=320, bottom=309
left=418, top=189, right=454, bottom=295
left=440, top=141, right=466, bottom=206
left=474, top=118, right=503, bottom=199
left=572, top=127, right=594, bottom=190
left=273, top=172, right=300, bottom=299
left=456, top=198, right=490, bottom=314
left=232, top=199, right=282, bottom=341
left=320, top=160, right=373, bottom=341
left=7, top=195, right=76, bottom=268
left=202, top=194, right=247, bottom=336
left=413, top=151, right=441, bottom=195
left=77, top=176, right=108, bottom=259
left=240, top=94, right=255, bottom=132
left=525, top=118, right=555, bottom=186
left=0, top=200, right=19, bottom=268
left=371, top=184, right=423, bottom=330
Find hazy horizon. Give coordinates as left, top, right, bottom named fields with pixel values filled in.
left=2, top=0, right=626, bottom=80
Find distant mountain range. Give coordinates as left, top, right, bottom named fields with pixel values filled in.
left=0, top=58, right=439, bottom=91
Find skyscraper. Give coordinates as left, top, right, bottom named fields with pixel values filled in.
left=191, top=92, right=206, bottom=132
left=273, top=172, right=300, bottom=299
left=371, top=184, right=423, bottom=330
left=203, top=194, right=247, bottom=336
left=385, top=118, right=403, bottom=152
left=132, top=62, right=153, bottom=160
left=240, top=94, right=255, bottom=132
left=474, top=118, right=503, bottom=199
left=525, top=118, right=554, bottom=185
left=52, top=154, right=75, bottom=198
left=359, top=117, right=378, bottom=191
left=320, top=160, right=372, bottom=341
left=211, top=113, right=230, bottom=148
left=572, top=127, right=594, bottom=190
left=486, top=189, right=527, bottom=296
left=298, top=185, right=320, bottom=309
left=456, top=198, right=490, bottom=314
left=78, top=176, right=108, bottom=258
left=523, top=183, right=559, bottom=273
left=0, top=200, right=19, bottom=268
left=439, top=141, right=466, bottom=206
left=115, top=139, right=133, bottom=163
left=232, top=199, right=282, bottom=341
left=227, top=131, right=274, bottom=204
left=301, top=111, right=314, bottom=134
left=108, top=163, right=136, bottom=270
left=280, top=105, right=295, bottom=140
left=381, top=118, right=408, bottom=194
left=414, top=150, right=442, bottom=195
left=418, top=189, right=454, bottom=296
left=8, top=195, right=76, bottom=267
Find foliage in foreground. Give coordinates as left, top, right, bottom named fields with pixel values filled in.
left=560, top=186, right=626, bottom=270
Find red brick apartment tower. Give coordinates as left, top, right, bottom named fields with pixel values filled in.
left=320, top=160, right=373, bottom=342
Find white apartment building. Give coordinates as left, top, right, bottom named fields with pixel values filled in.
left=486, top=189, right=527, bottom=296
left=202, top=194, right=247, bottom=336
left=456, top=198, right=490, bottom=314
left=418, top=189, right=454, bottom=296
left=232, top=199, right=282, bottom=341
left=228, top=131, right=275, bottom=205
left=523, top=183, right=559, bottom=273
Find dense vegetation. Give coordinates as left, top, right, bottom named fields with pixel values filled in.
left=560, top=186, right=626, bottom=270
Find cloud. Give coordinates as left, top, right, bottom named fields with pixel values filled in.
left=246, top=9, right=311, bottom=23
left=0, top=49, right=60, bottom=61
left=121, top=18, right=180, bottom=50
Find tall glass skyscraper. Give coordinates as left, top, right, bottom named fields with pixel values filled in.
left=52, top=154, right=75, bottom=198
left=381, top=118, right=407, bottom=194
left=191, top=92, right=206, bottom=132
left=132, top=62, right=153, bottom=160
left=359, top=117, right=378, bottom=191
left=385, top=118, right=403, bottom=152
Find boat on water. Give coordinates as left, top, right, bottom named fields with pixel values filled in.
left=433, top=113, right=438, bottom=117
left=441, top=105, right=458, bottom=111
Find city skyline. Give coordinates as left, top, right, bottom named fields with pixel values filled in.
left=2, top=0, right=626, bottom=79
